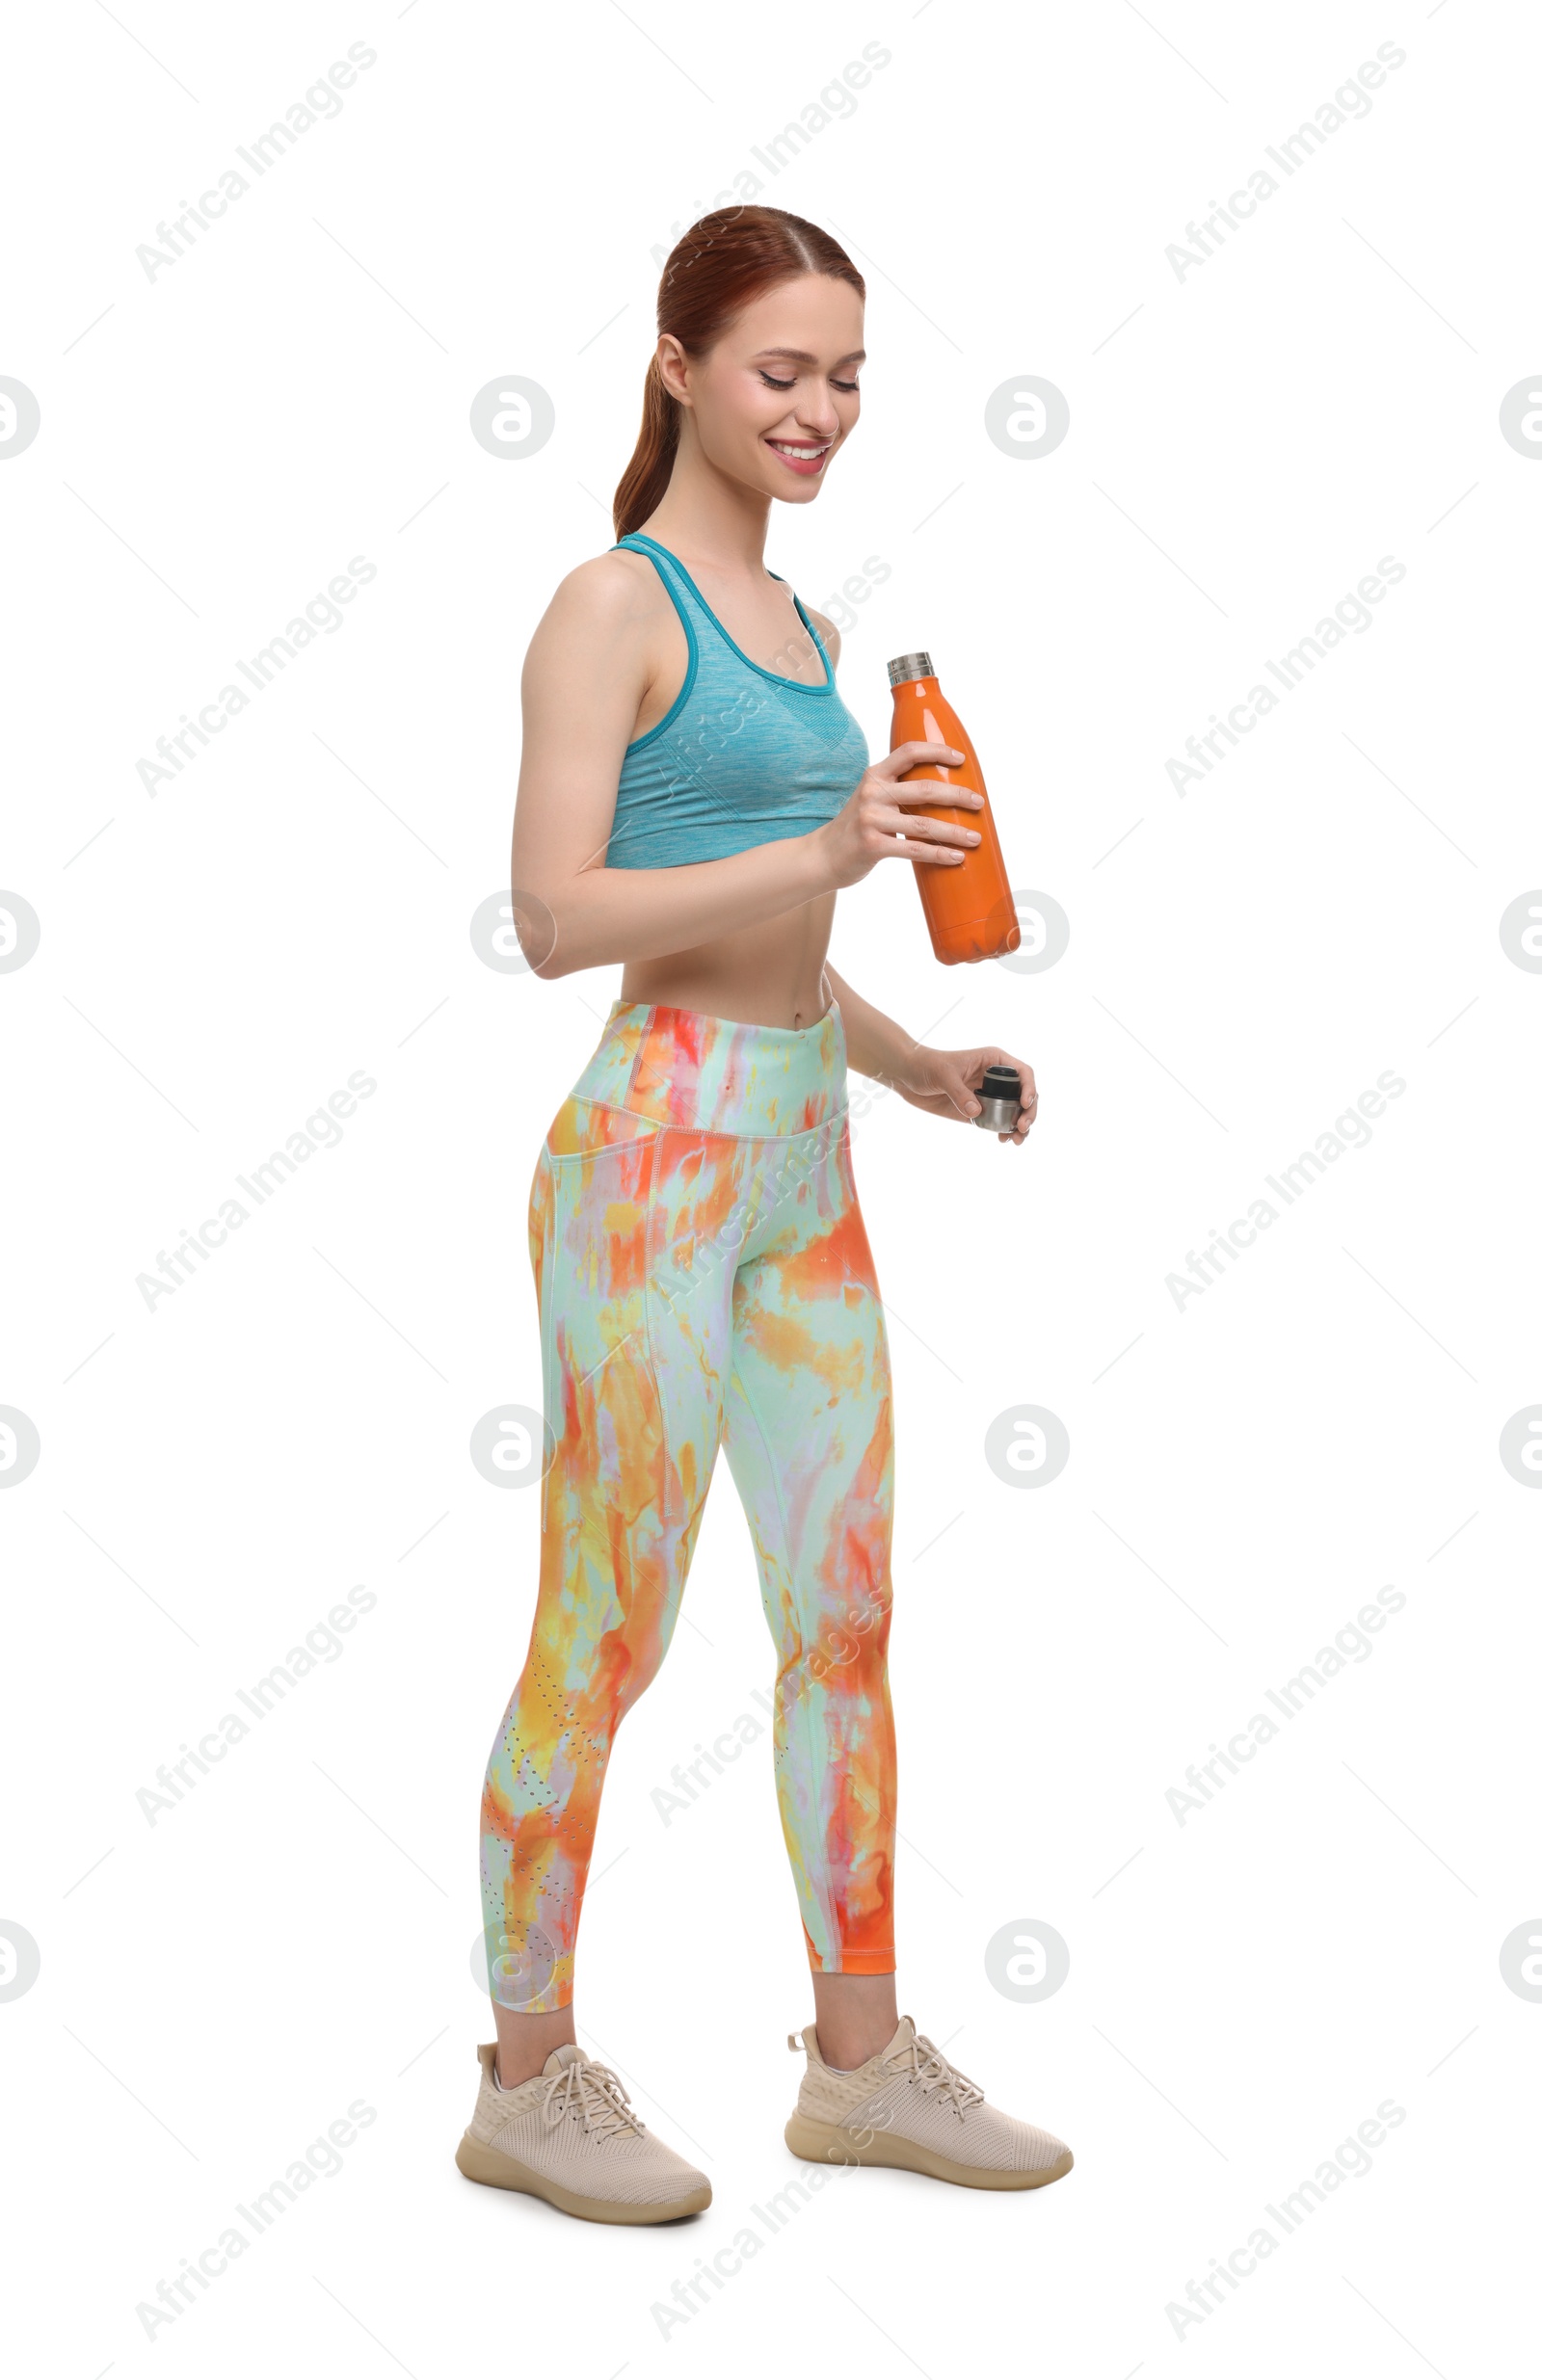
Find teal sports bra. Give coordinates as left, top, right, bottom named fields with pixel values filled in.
left=603, top=531, right=869, bottom=869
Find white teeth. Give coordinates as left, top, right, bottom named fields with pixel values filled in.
left=770, top=441, right=828, bottom=459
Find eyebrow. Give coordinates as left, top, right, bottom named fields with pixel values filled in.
left=753, top=347, right=865, bottom=367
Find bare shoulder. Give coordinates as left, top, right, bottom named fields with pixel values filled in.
left=805, top=604, right=842, bottom=671
left=543, top=546, right=669, bottom=632
left=524, top=548, right=672, bottom=694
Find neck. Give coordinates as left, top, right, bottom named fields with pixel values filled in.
left=637, top=422, right=774, bottom=578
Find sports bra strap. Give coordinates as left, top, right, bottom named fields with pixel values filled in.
left=614, top=532, right=701, bottom=651
left=614, top=531, right=833, bottom=689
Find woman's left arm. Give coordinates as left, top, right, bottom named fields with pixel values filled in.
left=820, top=961, right=1039, bottom=1147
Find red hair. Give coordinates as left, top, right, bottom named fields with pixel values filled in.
left=612, top=207, right=864, bottom=542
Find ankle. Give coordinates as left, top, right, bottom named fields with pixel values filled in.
left=809, top=1978, right=899, bottom=2074
left=494, top=2016, right=576, bottom=2090
left=496, top=2047, right=555, bottom=2090
left=813, top=2023, right=891, bottom=2074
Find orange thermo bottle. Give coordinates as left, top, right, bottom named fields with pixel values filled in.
left=887, top=653, right=1021, bottom=965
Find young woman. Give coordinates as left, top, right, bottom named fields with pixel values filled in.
left=456, top=207, right=1071, bottom=2223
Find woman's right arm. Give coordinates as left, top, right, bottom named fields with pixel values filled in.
left=510, top=557, right=981, bottom=979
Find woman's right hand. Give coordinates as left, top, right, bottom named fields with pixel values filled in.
left=812, top=743, right=985, bottom=890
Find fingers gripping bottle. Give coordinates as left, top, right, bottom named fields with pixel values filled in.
left=888, top=653, right=1021, bottom=965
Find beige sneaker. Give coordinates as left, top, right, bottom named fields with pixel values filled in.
left=455, top=2040, right=711, bottom=2224
left=784, top=2015, right=1073, bottom=2190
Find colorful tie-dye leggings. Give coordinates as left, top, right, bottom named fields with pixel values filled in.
left=480, top=996, right=896, bottom=2012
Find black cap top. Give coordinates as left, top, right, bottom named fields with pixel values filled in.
left=980, top=1065, right=1021, bottom=1097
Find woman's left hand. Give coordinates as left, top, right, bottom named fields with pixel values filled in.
left=894, top=1044, right=1039, bottom=1144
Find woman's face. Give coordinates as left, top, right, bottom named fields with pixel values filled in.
left=659, top=273, right=864, bottom=507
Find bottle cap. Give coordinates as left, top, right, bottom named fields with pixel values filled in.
left=887, top=652, right=934, bottom=687
left=973, top=1064, right=1022, bottom=1130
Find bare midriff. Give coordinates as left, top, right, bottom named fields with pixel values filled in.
left=619, top=890, right=837, bottom=1032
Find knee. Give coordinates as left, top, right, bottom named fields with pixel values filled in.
left=614, top=1641, right=669, bottom=1724
left=496, top=1611, right=675, bottom=1750
left=783, top=1626, right=888, bottom=1711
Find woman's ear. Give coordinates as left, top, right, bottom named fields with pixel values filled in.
left=656, top=334, right=692, bottom=407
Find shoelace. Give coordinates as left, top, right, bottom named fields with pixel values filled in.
left=891, top=2027, right=986, bottom=2121
left=539, top=2057, right=646, bottom=2140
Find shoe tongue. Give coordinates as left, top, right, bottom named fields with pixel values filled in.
left=543, top=2043, right=585, bottom=2074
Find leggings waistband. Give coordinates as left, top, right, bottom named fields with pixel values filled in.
left=573, top=997, right=847, bottom=1136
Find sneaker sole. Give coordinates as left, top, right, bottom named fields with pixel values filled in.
left=454, top=2130, right=711, bottom=2224
left=784, top=2112, right=1073, bottom=2190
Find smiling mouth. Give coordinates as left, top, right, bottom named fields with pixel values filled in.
left=765, top=438, right=832, bottom=475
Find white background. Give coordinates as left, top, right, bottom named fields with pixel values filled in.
left=4, top=0, right=1539, bottom=2370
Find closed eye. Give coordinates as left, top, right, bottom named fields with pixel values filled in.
left=758, top=371, right=862, bottom=394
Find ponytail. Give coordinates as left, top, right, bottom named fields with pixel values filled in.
left=612, top=207, right=864, bottom=542
left=613, top=355, right=679, bottom=545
